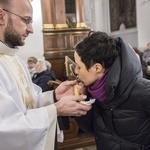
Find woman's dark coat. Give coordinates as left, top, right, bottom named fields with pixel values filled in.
left=76, top=37, right=150, bottom=150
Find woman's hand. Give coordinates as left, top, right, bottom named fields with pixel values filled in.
left=76, top=82, right=87, bottom=95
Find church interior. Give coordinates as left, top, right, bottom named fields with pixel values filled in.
left=17, top=0, right=150, bottom=149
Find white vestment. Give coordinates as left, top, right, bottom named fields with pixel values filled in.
left=0, top=42, right=58, bottom=150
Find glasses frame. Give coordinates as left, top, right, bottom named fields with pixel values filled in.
left=2, top=8, right=33, bottom=25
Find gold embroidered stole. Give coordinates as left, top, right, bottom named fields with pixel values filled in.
left=0, top=55, right=34, bottom=109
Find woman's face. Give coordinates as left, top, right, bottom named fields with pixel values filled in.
left=74, top=52, right=105, bottom=86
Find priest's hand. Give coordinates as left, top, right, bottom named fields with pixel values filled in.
left=55, top=80, right=78, bottom=101
left=54, top=94, right=92, bottom=116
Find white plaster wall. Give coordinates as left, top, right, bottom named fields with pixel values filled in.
left=83, top=0, right=108, bottom=31
left=109, top=28, right=138, bottom=48
left=17, top=0, right=44, bottom=63
left=83, top=0, right=93, bottom=29
left=83, top=0, right=138, bottom=48
left=136, top=0, right=150, bottom=51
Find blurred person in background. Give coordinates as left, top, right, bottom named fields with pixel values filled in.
left=32, top=59, right=56, bottom=92
left=27, top=56, right=37, bottom=77
left=45, top=60, right=52, bottom=71
left=141, top=42, right=150, bottom=79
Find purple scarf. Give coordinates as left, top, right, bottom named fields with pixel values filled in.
left=87, top=69, right=108, bottom=102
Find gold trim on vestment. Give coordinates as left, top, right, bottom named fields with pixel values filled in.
left=0, top=55, right=34, bottom=109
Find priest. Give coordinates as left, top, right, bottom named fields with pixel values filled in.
left=0, top=0, right=91, bottom=150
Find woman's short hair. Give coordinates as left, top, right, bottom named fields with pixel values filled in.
left=75, top=31, right=120, bottom=70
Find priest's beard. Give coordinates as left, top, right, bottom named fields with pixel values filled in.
left=4, top=16, right=25, bottom=47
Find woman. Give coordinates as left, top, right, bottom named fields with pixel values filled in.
left=74, top=31, right=150, bottom=150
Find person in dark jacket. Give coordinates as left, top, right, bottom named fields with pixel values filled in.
left=74, top=31, right=150, bottom=150
left=141, top=42, right=150, bottom=79
left=32, top=59, right=56, bottom=92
